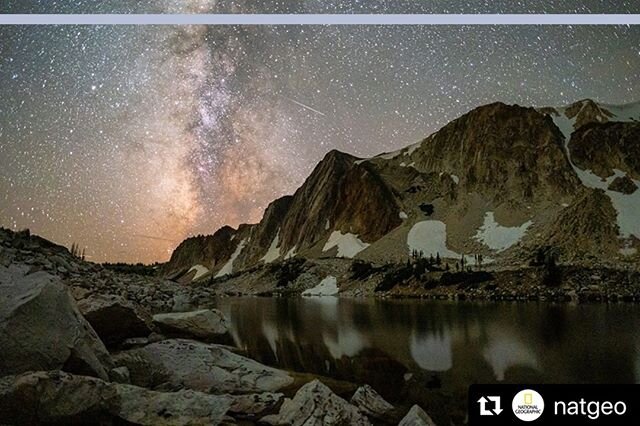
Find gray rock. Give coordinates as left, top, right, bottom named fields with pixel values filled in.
left=109, top=366, right=131, bottom=384
left=0, top=248, right=15, bottom=267
left=228, top=392, right=285, bottom=417
left=114, top=339, right=293, bottom=394
left=351, top=384, right=394, bottom=421
left=261, top=380, right=371, bottom=426
left=0, top=370, right=115, bottom=424
left=148, top=331, right=166, bottom=342
left=171, top=292, right=193, bottom=311
left=0, top=370, right=233, bottom=425
left=121, top=336, right=152, bottom=349
left=152, top=309, right=230, bottom=341
left=116, top=382, right=232, bottom=425
left=50, top=254, right=79, bottom=273
left=0, top=266, right=113, bottom=380
left=78, top=294, right=152, bottom=346
left=69, top=286, right=91, bottom=300
left=398, top=405, right=437, bottom=426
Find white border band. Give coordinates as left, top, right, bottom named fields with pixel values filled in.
left=0, top=14, right=639, bottom=25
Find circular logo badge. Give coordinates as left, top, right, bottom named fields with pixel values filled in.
left=512, top=389, right=544, bottom=421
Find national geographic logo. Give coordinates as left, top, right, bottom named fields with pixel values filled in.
left=512, top=389, right=545, bottom=421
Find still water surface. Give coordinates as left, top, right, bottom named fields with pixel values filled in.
left=215, top=297, right=640, bottom=423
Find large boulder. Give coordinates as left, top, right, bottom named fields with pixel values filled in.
left=227, top=392, right=285, bottom=418
left=261, top=379, right=371, bottom=426
left=116, top=382, right=232, bottom=425
left=152, top=309, right=230, bottom=341
left=0, top=370, right=116, bottom=424
left=0, top=370, right=234, bottom=425
left=78, top=294, right=152, bottom=347
left=398, top=405, right=437, bottom=426
left=0, top=266, right=113, bottom=380
left=350, top=384, right=395, bottom=421
left=113, top=339, right=293, bottom=394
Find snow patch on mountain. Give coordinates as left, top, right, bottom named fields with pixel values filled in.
left=439, top=171, right=460, bottom=184
left=215, top=238, right=246, bottom=277
left=261, top=232, right=281, bottom=263
left=549, top=106, right=578, bottom=142
left=323, top=231, right=370, bottom=258
left=474, top=212, right=533, bottom=252
left=284, top=246, right=297, bottom=259
left=187, top=264, right=209, bottom=281
left=603, top=172, right=640, bottom=239
left=407, top=221, right=466, bottom=260
left=550, top=105, right=640, bottom=240
left=302, top=276, right=339, bottom=296
left=574, top=164, right=640, bottom=240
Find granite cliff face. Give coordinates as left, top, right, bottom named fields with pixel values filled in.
left=400, top=102, right=579, bottom=201
left=276, top=150, right=401, bottom=254
left=167, top=99, right=640, bottom=282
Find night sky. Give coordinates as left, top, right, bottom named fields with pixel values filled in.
left=1, top=2, right=639, bottom=263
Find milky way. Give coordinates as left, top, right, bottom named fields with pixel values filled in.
left=1, top=1, right=639, bottom=263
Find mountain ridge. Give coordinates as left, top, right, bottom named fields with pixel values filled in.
left=165, top=99, right=640, bottom=281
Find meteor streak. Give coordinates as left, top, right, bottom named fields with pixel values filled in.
left=285, top=97, right=327, bottom=117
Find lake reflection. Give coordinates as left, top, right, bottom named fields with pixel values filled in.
left=215, top=297, right=640, bottom=424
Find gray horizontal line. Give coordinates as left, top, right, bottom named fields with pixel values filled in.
left=0, top=14, right=639, bottom=25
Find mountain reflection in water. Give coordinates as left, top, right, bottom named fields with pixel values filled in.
left=215, top=297, right=640, bottom=424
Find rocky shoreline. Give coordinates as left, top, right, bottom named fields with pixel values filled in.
left=1, top=228, right=440, bottom=425
left=197, top=253, right=640, bottom=304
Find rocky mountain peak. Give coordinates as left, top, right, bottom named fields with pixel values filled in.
left=564, top=98, right=614, bottom=128
left=408, top=101, right=579, bottom=201
left=277, top=147, right=401, bottom=253
left=164, top=225, right=237, bottom=278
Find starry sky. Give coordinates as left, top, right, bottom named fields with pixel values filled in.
left=1, top=1, right=640, bottom=263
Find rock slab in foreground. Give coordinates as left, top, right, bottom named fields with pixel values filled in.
left=0, top=370, right=233, bottom=425
left=0, top=266, right=113, bottom=380
left=261, top=379, right=372, bottom=426
left=152, top=309, right=230, bottom=341
left=78, top=293, right=152, bottom=346
left=398, top=404, right=437, bottom=426
left=350, top=384, right=395, bottom=421
left=114, top=338, right=293, bottom=394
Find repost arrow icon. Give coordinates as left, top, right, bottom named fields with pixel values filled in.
left=489, top=396, right=503, bottom=415
left=478, top=396, right=493, bottom=415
